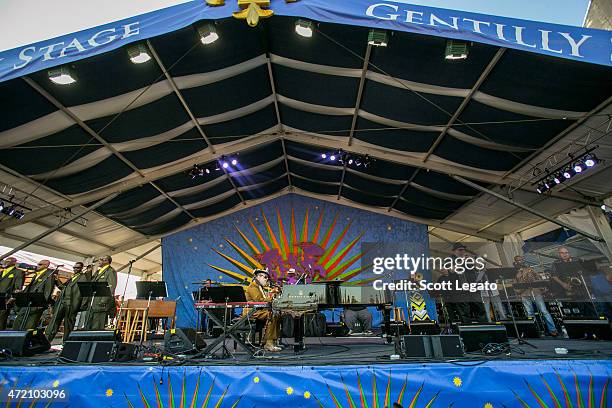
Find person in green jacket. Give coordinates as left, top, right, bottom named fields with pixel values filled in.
left=85, top=256, right=117, bottom=330
left=45, top=262, right=91, bottom=342
left=0, top=257, right=24, bottom=330
left=13, top=260, right=55, bottom=330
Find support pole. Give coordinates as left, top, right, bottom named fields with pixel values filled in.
left=0, top=193, right=119, bottom=261
left=451, top=175, right=604, bottom=242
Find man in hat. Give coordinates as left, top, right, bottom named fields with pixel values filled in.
left=13, top=260, right=55, bottom=330
left=0, top=257, right=24, bottom=330
left=244, top=269, right=281, bottom=352
left=45, top=262, right=91, bottom=342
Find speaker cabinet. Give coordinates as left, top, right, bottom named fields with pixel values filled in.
left=164, top=328, right=206, bottom=354
left=430, top=335, right=463, bottom=357
left=60, top=330, right=137, bottom=362
left=501, top=319, right=540, bottom=338
left=456, top=324, right=508, bottom=352
left=0, top=329, right=50, bottom=357
left=563, top=319, right=610, bottom=340
left=409, top=321, right=441, bottom=335
left=399, top=335, right=432, bottom=358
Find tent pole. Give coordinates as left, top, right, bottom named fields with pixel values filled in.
left=450, top=175, right=604, bottom=242
left=0, top=193, right=119, bottom=261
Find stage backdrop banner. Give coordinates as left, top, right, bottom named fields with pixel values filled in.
left=0, top=359, right=609, bottom=407
left=162, top=194, right=432, bottom=326
left=0, top=0, right=609, bottom=82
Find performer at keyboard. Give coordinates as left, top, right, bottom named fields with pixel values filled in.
left=514, top=255, right=558, bottom=336
left=45, top=262, right=91, bottom=342
left=0, top=257, right=24, bottom=330
left=13, top=260, right=55, bottom=330
left=244, top=269, right=281, bottom=352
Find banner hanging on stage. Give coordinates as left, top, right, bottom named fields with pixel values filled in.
left=0, top=359, right=609, bottom=407
left=0, top=0, right=609, bottom=82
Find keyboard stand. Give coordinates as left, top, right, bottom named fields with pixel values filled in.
left=198, top=306, right=258, bottom=358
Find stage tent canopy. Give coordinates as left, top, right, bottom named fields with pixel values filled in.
left=0, top=0, right=611, bottom=269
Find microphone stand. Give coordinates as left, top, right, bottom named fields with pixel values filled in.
left=113, top=260, right=133, bottom=331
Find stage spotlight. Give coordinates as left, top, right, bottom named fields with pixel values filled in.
left=205, top=168, right=210, bottom=174
left=198, top=23, right=219, bottom=45
left=0, top=201, right=3, bottom=212
left=445, top=39, right=469, bottom=60
left=563, top=167, right=573, bottom=179
left=368, top=29, right=388, bottom=47
left=14, top=210, right=24, bottom=220
left=295, top=19, right=314, bottom=38
left=321, top=153, right=327, bottom=159
left=553, top=175, right=561, bottom=184
left=231, top=159, right=238, bottom=166
left=573, top=161, right=584, bottom=173
left=48, top=66, right=76, bottom=85
left=5, top=207, right=15, bottom=216
left=222, top=161, right=229, bottom=169
left=348, top=158, right=354, bottom=165
left=127, top=43, right=151, bottom=64
left=584, top=154, right=598, bottom=167
left=330, top=155, right=336, bottom=161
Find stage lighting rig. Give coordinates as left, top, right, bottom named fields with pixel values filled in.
left=534, top=147, right=601, bottom=194
left=319, top=150, right=375, bottom=169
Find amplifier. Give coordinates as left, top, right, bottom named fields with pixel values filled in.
left=501, top=319, right=540, bottom=338
left=456, top=324, right=508, bottom=352
left=409, top=321, right=440, bottom=335
left=563, top=318, right=610, bottom=340
left=398, top=335, right=464, bottom=358
left=0, top=329, right=50, bottom=357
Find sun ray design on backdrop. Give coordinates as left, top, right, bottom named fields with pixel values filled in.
left=314, top=371, right=448, bottom=408
left=208, top=207, right=376, bottom=286
left=124, top=370, right=242, bottom=408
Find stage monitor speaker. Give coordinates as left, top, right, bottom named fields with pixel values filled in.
left=398, top=335, right=433, bottom=358
left=456, top=324, right=508, bottom=352
left=164, top=328, right=206, bottom=354
left=0, top=329, right=50, bottom=357
left=65, top=330, right=119, bottom=342
left=60, top=340, right=138, bottom=363
left=430, top=335, right=464, bottom=357
left=563, top=319, right=610, bottom=340
left=501, top=319, right=540, bottom=338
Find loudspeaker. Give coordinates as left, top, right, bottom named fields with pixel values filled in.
left=60, top=330, right=137, bottom=362
left=398, top=335, right=433, bottom=358
left=164, top=328, right=206, bottom=354
left=430, top=335, right=464, bottom=357
left=501, top=319, right=540, bottom=338
left=0, top=329, right=50, bottom=357
left=563, top=319, right=610, bottom=340
left=456, top=324, right=508, bottom=352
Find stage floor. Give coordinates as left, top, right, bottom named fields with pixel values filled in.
left=3, top=334, right=611, bottom=366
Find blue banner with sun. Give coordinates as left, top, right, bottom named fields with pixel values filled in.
left=161, top=194, right=431, bottom=326
left=0, top=359, right=609, bottom=407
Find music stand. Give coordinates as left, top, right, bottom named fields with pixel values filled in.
left=13, top=292, right=49, bottom=331
left=78, top=282, right=112, bottom=330
left=487, top=267, right=536, bottom=348
left=135, top=281, right=167, bottom=345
